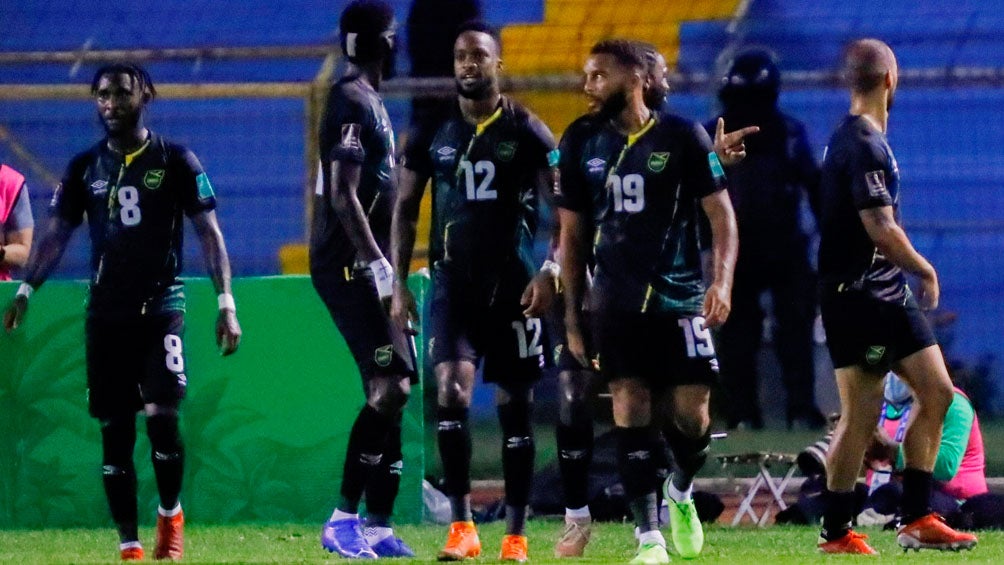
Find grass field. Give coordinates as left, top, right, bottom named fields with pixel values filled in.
left=2, top=521, right=1001, bottom=564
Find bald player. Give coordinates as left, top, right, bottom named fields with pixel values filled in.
left=814, top=38, right=977, bottom=555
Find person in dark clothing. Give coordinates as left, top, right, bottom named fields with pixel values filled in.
left=707, top=48, right=826, bottom=430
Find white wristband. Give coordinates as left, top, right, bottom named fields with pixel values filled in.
left=217, top=293, right=236, bottom=312
left=369, top=257, right=395, bottom=300
left=16, top=282, right=34, bottom=299
left=541, top=259, right=561, bottom=278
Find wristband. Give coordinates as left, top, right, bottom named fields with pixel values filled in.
left=217, top=293, right=236, bottom=312
left=16, top=282, right=34, bottom=299
left=541, top=259, right=561, bottom=278
left=369, top=257, right=395, bottom=299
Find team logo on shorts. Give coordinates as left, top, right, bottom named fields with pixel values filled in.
left=496, top=141, right=517, bottom=162
left=587, top=158, right=606, bottom=173
left=553, top=344, right=563, bottom=364
left=647, top=152, right=670, bottom=173
left=374, top=344, right=394, bottom=367
left=144, top=169, right=165, bottom=189
left=865, top=345, right=887, bottom=365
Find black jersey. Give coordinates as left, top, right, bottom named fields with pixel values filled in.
left=403, top=96, right=555, bottom=282
left=818, top=115, right=906, bottom=303
left=310, top=75, right=397, bottom=278
left=52, top=132, right=216, bottom=310
left=555, top=113, right=726, bottom=314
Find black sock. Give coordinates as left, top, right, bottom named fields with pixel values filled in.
left=616, top=426, right=659, bottom=532
left=364, top=414, right=403, bottom=527
left=901, top=468, right=934, bottom=524
left=101, top=416, right=138, bottom=543
left=499, top=400, right=534, bottom=535
left=651, top=434, right=672, bottom=502
left=664, top=424, right=709, bottom=492
left=147, top=413, right=184, bottom=511
left=437, top=406, right=472, bottom=522
left=338, top=405, right=393, bottom=513
left=556, top=423, right=594, bottom=510
left=821, top=488, right=855, bottom=541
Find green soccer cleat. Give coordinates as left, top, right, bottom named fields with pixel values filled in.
left=629, top=542, right=671, bottom=565
left=665, top=486, right=704, bottom=558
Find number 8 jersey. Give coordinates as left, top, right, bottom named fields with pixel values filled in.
left=52, top=133, right=216, bottom=309
left=555, top=113, right=726, bottom=314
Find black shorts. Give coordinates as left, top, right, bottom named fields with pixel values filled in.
left=86, top=310, right=187, bottom=419
left=590, top=309, right=719, bottom=391
left=312, top=271, right=417, bottom=383
left=545, top=296, right=595, bottom=372
left=428, top=267, right=545, bottom=384
left=820, top=288, right=937, bottom=371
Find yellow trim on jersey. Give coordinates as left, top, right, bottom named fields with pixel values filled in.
left=641, top=284, right=653, bottom=313
left=475, top=107, right=503, bottom=136
left=108, top=138, right=152, bottom=213
left=456, top=106, right=505, bottom=181
left=606, top=116, right=657, bottom=182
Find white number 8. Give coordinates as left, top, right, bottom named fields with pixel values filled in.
left=118, top=185, right=142, bottom=226
left=164, top=334, right=184, bottom=372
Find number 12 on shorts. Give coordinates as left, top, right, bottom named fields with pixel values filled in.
left=678, top=316, right=714, bottom=357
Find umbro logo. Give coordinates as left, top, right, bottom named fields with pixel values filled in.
left=438, top=420, right=463, bottom=431
left=627, top=450, right=651, bottom=461
left=437, top=146, right=456, bottom=156
left=91, top=180, right=108, bottom=189
left=505, top=436, right=532, bottom=449
left=587, top=157, right=605, bottom=169
left=359, top=452, right=383, bottom=466
left=560, top=449, right=587, bottom=460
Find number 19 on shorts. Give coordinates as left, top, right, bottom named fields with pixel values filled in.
left=678, top=316, right=714, bottom=357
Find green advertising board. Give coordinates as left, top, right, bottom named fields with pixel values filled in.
left=0, top=275, right=427, bottom=529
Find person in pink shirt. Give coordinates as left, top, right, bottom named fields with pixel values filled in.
left=0, top=163, right=34, bottom=281
left=859, top=373, right=999, bottom=529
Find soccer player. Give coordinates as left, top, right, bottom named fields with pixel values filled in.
left=556, top=40, right=738, bottom=564
left=814, top=38, right=977, bottom=554
left=2, top=63, right=242, bottom=561
left=310, top=0, right=416, bottom=559
left=0, top=163, right=33, bottom=280
left=391, top=20, right=558, bottom=562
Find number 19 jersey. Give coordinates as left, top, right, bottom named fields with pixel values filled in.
left=555, top=113, right=726, bottom=314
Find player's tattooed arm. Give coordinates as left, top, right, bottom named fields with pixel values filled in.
left=557, top=208, right=591, bottom=366
left=191, top=210, right=242, bottom=355
left=859, top=206, right=939, bottom=309
left=700, top=190, right=738, bottom=328
left=522, top=167, right=560, bottom=317
left=3, top=216, right=75, bottom=332
left=389, top=166, right=429, bottom=334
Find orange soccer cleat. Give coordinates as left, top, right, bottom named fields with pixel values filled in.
left=120, top=542, right=145, bottom=561
left=500, top=534, right=529, bottom=562
left=437, top=521, right=482, bottom=561
left=897, top=513, right=978, bottom=552
left=817, top=530, right=878, bottom=555
left=154, top=508, right=184, bottom=560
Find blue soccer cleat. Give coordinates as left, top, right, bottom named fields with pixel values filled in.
left=322, top=518, right=378, bottom=559
left=368, top=534, right=416, bottom=558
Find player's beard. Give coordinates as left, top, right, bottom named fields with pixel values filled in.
left=643, top=84, right=668, bottom=111
left=99, top=110, right=140, bottom=137
left=886, top=89, right=895, bottom=111
left=597, top=88, right=629, bottom=120
left=456, top=76, right=493, bottom=100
